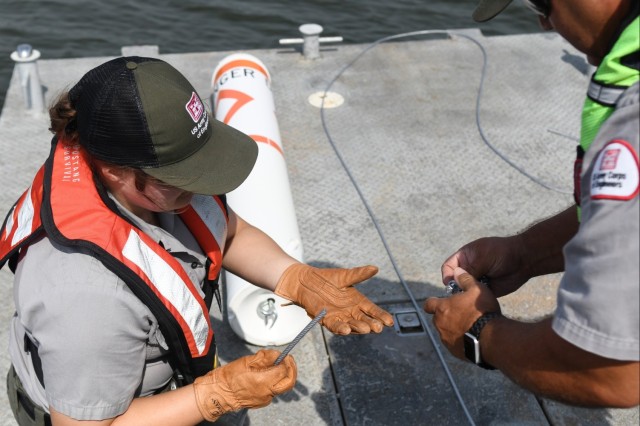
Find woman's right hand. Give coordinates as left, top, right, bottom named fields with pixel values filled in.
left=193, top=349, right=297, bottom=422
left=441, top=235, right=529, bottom=298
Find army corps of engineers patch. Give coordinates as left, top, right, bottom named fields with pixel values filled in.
left=591, top=139, right=639, bottom=201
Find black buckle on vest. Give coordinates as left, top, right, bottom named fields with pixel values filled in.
left=204, top=259, right=222, bottom=311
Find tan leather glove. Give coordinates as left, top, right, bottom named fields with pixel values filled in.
left=274, top=263, right=394, bottom=335
left=193, top=349, right=297, bottom=422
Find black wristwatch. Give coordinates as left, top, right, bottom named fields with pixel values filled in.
left=463, top=312, right=502, bottom=370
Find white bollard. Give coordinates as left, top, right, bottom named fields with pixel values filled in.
left=10, top=44, right=45, bottom=112
left=211, top=53, right=309, bottom=346
left=278, top=23, right=343, bottom=60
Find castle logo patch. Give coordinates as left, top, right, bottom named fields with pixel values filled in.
left=591, top=139, right=639, bottom=201
left=185, top=92, right=204, bottom=123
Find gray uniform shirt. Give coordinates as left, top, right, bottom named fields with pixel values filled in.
left=553, top=82, right=640, bottom=361
left=9, top=195, right=210, bottom=420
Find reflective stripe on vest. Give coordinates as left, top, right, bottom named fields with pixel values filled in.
left=587, top=80, right=627, bottom=107
left=580, top=16, right=639, bottom=152
left=180, top=195, right=227, bottom=281
left=0, top=166, right=45, bottom=254
left=1, top=138, right=227, bottom=364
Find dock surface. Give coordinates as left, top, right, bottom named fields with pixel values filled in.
left=1, top=30, right=639, bottom=425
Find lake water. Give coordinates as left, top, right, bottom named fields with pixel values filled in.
left=0, top=0, right=543, bottom=109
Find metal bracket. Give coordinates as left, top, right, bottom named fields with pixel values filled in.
left=393, top=310, right=426, bottom=336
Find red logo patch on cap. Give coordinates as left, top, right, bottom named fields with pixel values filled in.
left=590, top=139, right=639, bottom=201
left=185, top=92, right=204, bottom=123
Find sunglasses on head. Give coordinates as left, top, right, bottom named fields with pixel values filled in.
left=523, top=0, right=551, bottom=18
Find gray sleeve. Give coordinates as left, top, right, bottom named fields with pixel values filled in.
left=553, top=83, right=639, bottom=361
left=15, top=238, right=156, bottom=420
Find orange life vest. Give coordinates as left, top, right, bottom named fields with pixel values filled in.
left=0, top=137, right=228, bottom=382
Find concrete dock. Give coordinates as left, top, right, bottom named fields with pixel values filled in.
left=1, top=29, right=638, bottom=425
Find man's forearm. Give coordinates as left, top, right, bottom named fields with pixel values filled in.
left=517, top=205, right=579, bottom=278
left=481, top=317, right=640, bottom=407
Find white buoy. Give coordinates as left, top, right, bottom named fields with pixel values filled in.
left=211, top=53, right=309, bottom=346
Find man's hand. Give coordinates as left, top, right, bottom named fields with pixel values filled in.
left=442, top=236, right=529, bottom=297
left=424, top=267, right=501, bottom=359
left=274, top=263, right=394, bottom=335
left=193, top=349, right=297, bottom=422
left=442, top=207, right=579, bottom=297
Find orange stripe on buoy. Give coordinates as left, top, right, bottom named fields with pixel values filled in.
left=216, top=89, right=254, bottom=124
left=250, top=134, right=283, bottom=156
left=213, top=59, right=269, bottom=84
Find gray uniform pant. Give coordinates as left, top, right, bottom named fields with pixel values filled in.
left=6, top=365, right=51, bottom=426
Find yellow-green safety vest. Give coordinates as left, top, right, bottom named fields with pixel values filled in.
left=575, top=16, right=639, bottom=218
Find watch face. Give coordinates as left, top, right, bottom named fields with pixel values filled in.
left=464, top=332, right=481, bottom=364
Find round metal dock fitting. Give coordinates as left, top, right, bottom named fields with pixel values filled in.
left=308, top=91, right=344, bottom=109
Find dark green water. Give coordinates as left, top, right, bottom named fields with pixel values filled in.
left=0, top=0, right=543, bottom=109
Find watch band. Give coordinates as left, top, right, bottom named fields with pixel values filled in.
left=469, top=311, right=502, bottom=339
left=465, top=311, right=502, bottom=370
